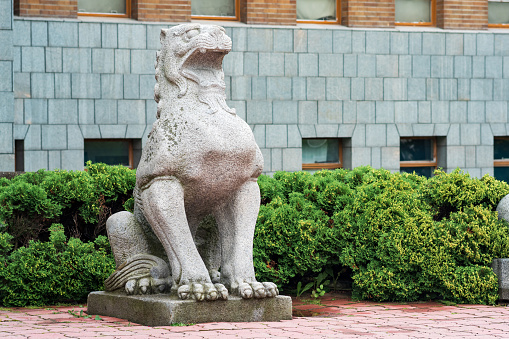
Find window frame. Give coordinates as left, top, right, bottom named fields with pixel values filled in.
left=296, top=0, right=341, bottom=25
left=399, top=137, right=437, bottom=174
left=191, top=0, right=240, bottom=21
left=77, top=0, right=130, bottom=18
left=84, top=139, right=134, bottom=169
left=488, top=0, right=509, bottom=28
left=395, top=0, right=436, bottom=27
left=302, top=138, right=343, bottom=171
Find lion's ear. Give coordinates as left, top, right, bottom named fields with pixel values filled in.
left=160, top=29, right=168, bottom=43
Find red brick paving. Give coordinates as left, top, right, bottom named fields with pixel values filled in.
left=0, top=293, right=508, bottom=338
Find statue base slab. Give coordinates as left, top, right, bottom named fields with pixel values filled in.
left=87, top=291, right=293, bottom=326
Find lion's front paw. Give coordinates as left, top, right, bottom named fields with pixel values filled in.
left=125, top=277, right=171, bottom=295
left=177, top=283, right=228, bottom=301
left=237, top=281, right=279, bottom=299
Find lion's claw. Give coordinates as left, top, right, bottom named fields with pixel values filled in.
left=178, top=283, right=227, bottom=301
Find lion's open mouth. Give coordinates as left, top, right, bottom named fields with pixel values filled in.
left=181, top=48, right=228, bottom=88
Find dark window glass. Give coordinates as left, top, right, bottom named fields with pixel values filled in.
left=400, top=166, right=434, bottom=178
left=302, top=139, right=340, bottom=164
left=400, top=138, right=434, bottom=161
left=489, top=2, right=509, bottom=24
left=84, top=141, right=130, bottom=167
left=494, top=138, right=509, bottom=160
left=495, top=167, right=509, bottom=183
left=15, top=140, right=24, bottom=172
left=192, top=0, right=236, bottom=16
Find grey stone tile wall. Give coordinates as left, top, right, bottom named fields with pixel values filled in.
left=4, top=14, right=509, bottom=177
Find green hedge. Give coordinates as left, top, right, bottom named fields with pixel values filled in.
left=1, top=165, right=509, bottom=306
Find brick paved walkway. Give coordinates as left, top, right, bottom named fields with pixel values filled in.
left=0, top=293, right=508, bottom=338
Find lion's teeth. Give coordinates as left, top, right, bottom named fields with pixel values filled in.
left=200, top=48, right=206, bottom=54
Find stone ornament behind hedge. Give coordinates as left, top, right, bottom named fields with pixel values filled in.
left=103, top=24, right=278, bottom=302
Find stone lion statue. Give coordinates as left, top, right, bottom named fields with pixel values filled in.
left=103, top=23, right=278, bottom=302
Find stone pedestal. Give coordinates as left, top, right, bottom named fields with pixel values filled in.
left=492, top=258, right=509, bottom=301
left=87, top=291, right=293, bottom=326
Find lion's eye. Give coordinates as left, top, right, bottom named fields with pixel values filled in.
left=186, top=29, right=199, bottom=39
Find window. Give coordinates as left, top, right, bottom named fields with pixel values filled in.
left=297, top=0, right=339, bottom=24
left=400, top=137, right=437, bottom=178
left=15, top=140, right=24, bottom=172
left=494, top=137, right=509, bottom=182
left=192, top=0, right=239, bottom=20
left=84, top=139, right=141, bottom=169
left=395, top=0, right=436, bottom=26
left=489, top=0, right=509, bottom=27
left=78, top=0, right=129, bottom=17
left=302, top=138, right=342, bottom=171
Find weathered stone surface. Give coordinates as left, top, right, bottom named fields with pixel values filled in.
left=87, top=292, right=292, bottom=326
left=496, top=194, right=509, bottom=223
left=492, top=259, right=509, bottom=301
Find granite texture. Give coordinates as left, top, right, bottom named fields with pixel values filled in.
left=492, top=258, right=509, bottom=301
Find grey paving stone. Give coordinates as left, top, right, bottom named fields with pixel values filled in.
left=308, top=29, right=332, bottom=53
left=147, top=25, right=169, bottom=50
left=371, top=147, right=381, bottom=168
left=366, top=31, right=390, bottom=54
left=243, top=52, right=258, bottom=76
left=31, top=73, right=54, bottom=98
left=315, top=124, right=338, bottom=137
left=247, top=101, right=272, bottom=124
left=13, top=124, right=28, bottom=140
left=486, top=56, right=503, bottom=79
left=99, top=124, right=126, bottom=138
left=298, top=101, right=318, bottom=124
left=412, top=123, right=434, bottom=136
left=463, top=33, right=477, bottom=56
left=461, top=124, right=481, bottom=145
left=67, top=124, right=84, bottom=150
left=55, top=73, right=71, bottom=98
left=118, top=100, right=145, bottom=124
left=495, top=34, right=509, bottom=56
left=439, top=79, right=458, bottom=101
left=79, top=23, right=101, bottom=48
left=333, top=30, right=352, bottom=54
left=72, top=74, right=101, bottom=99
left=248, top=29, right=273, bottom=52
left=131, top=50, right=156, bottom=74
left=231, top=77, right=251, bottom=100
left=126, top=124, right=146, bottom=139
left=306, top=77, right=326, bottom=101
left=80, top=125, right=101, bottom=138
left=267, top=77, right=292, bottom=100
left=63, top=48, right=91, bottom=73
left=273, top=101, right=298, bottom=124
left=399, top=55, right=412, bottom=78
left=258, top=52, right=284, bottom=77
left=251, top=77, right=266, bottom=100
left=0, top=92, right=13, bottom=124
left=364, top=78, right=383, bottom=101
left=102, top=24, right=118, bottom=48
left=48, top=99, right=78, bottom=124
left=395, top=101, right=418, bottom=124
left=284, top=53, right=297, bottom=77
left=298, top=54, right=318, bottom=76
left=351, top=147, right=370, bottom=167
left=282, top=148, right=302, bottom=172
left=351, top=78, right=364, bottom=101
left=24, top=124, right=41, bottom=150
left=14, top=72, right=30, bottom=99
left=431, top=56, right=454, bottom=78
left=271, top=148, right=283, bottom=172
left=465, top=145, right=476, bottom=168
left=338, top=124, right=355, bottom=138
left=343, top=101, right=357, bottom=124
left=458, top=79, right=471, bottom=101
left=366, top=124, right=386, bottom=147
left=386, top=124, right=400, bottom=147
left=467, top=101, right=485, bottom=123
left=293, top=77, right=307, bottom=100
left=446, top=34, right=463, bottom=56
left=24, top=99, right=47, bottom=124
left=266, top=125, right=287, bottom=148
left=418, top=101, right=431, bottom=123
left=273, top=29, right=293, bottom=52
left=426, top=78, right=439, bottom=101
left=61, top=150, right=84, bottom=170
left=101, top=74, right=123, bottom=99
left=356, top=101, right=375, bottom=124
left=24, top=150, right=48, bottom=171
left=471, top=79, right=493, bottom=101
left=92, top=49, right=114, bottom=73
left=477, top=34, right=494, bottom=56
left=294, top=29, right=307, bottom=53
left=259, top=148, right=271, bottom=172
left=391, top=32, right=408, bottom=55
left=13, top=47, right=20, bottom=72
left=486, top=101, right=507, bottom=123
left=473, top=56, right=485, bottom=78
left=408, top=32, right=422, bottom=55
left=343, top=54, right=357, bottom=77
left=113, top=50, right=130, bottom=74
left=381, top=146, right=399, bottom=170
left=450, top=101, right=467, bottom=123
left=287, top=125, right=301, bottom=147
left=319, top=53, right=342, bottom=77
left=434, top=123, right=450, bottom=136
left=0, top=1, right=12, bottom=30
left=454, top=56, right=472, bottom=78
left=396, top=123, right=413, bottom=137
left=146, top=99, right=158, bottom=125
left=21, top=47, right=44, bottom=73
left=476, top=145, right=493, bottom=167
left=431, top=101, right=449, bottom=123
left=45, top=47, right=62, bottom=73
left=375, top=101, right=394, bottom=123
left=48, top=150, right=61, bottom=170
left=223, top=51, right=244, bottom=76
left=504, top=57, right=509, bottom=78
left=118, top=24, right=146, bottom=49
left=232, top=27, right=247, bottom=52
left=326, top=77, right=350, bottom=100
left=351, top=124, right=366, bottom=147
left=298, top=124, right=316, bottom=138
left=78, top=99, right=95, bottom=124
left=123, top=74, right=140, bottom=99
left=318, top=101, right=341, bottom=124
left=412, top=55, right=430, bottom=78
left=13, top=99, right=23, bottom=125
left=139, top=75, right=154, bottom=100
left=31, top=21, right=47, bottom=47
left=48, top=22, right=78, bottom=47
left=384, top=78, right=407, bottom=101
left=377, top=55, right=398, bottom=78
left=481, top=123, right=494, bottom=145
left=42, top=124, right=67, bottom=150
left=95, top=100, right=117, bottom=124
left=407, top=78, right=426, bottom=101
left=13, top=20, right=30, bottom=46
left=423, top=33, right=445, bottom=55
left=352, top=31, right=365, bottom=53
left=357, top=55, right=376, bottom=77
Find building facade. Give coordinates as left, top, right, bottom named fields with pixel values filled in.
left=1, top=0, right=509, bottom=178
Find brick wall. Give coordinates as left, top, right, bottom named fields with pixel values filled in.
left=132, top=0, right=191, bottom=22
left=240, top=0, right=296, bottom=25
left=436, top=0, right=488, bottom=30
left=342, top=0, right=395, bottom=28
left=14, top=0, right=77, bottom=18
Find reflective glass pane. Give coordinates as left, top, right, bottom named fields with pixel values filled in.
left=495, top=167, right=509, bottom=183
left=78, top=0, right=126, bottom=14
left=84, top=141, right=130, bottom=167
left=489, top=3, right=509, bottom=24
left=494, top=138, right=509, bottom=160
left=400, top=138, right=434, bottom=161
left=400, top=166, right=434, bottom=178
left=395, top=0, right=431, bottom=23
left=297, top=0, right=336, bottom=20
left=192, top=0, right=236, bottom=17
left=302, top=139, right=340, bottom=164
